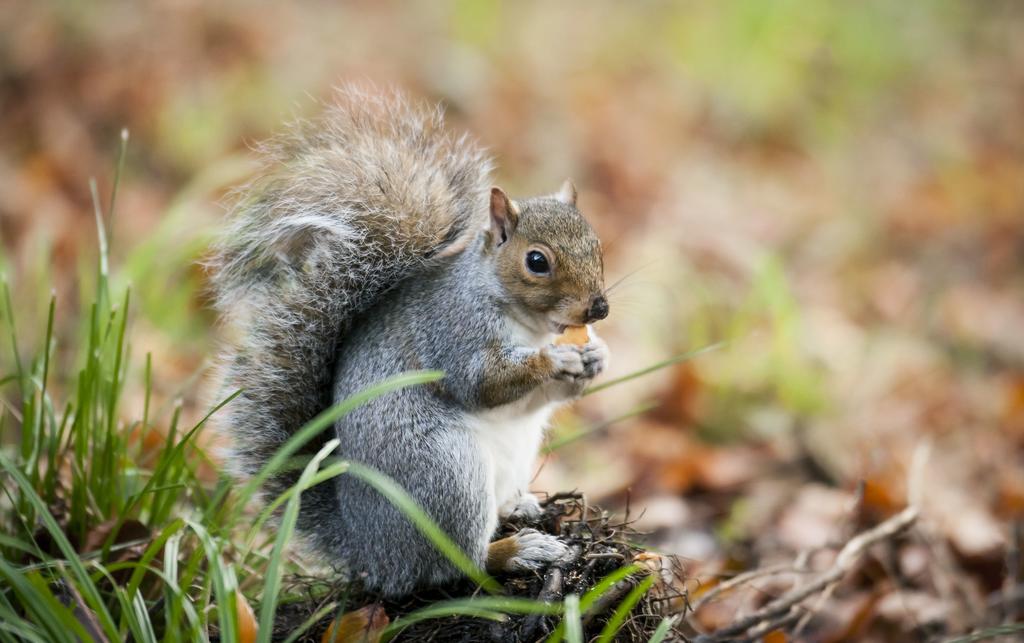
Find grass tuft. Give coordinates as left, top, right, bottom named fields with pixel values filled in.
left=0, top=139, right=688, bottom=642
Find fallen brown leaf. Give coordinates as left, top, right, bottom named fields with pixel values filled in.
left=762, top=629, right=787, bottom=643
left=235, top=590, right=258, bottom=643
left=322, top=604, right=389, bottom=643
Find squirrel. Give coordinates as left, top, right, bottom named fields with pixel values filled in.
left=209, top=86, right=610, bottom=597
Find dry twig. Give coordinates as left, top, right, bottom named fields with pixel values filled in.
left=690, top=563, right=803, bottom=614
left=694, top=505, right=919, bottom=642
left=690, top=441, right=932, bottom=641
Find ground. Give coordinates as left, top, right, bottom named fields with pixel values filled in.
left=2, top=2, right=1024, bottom=641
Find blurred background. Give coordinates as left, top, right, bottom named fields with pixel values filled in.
left=2, top=0, right=1023, bottom=636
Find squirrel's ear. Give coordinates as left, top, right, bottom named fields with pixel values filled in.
left=555, top=179, right=577, bottom=206
left=489, top=187, right=519, bottom=247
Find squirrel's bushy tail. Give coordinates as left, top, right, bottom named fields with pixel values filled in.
left=209, top=86, right=492, bottom=496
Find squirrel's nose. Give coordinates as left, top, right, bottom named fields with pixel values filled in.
left=586, top=295, right=609, bottom=322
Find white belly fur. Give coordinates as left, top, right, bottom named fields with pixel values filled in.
left=469, top=317, right=587, bottom=533
left=471, top=394, right=555, bottom=522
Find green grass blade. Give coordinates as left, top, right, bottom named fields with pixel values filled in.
left=147, top=402, right=183, bottom=525
left=30, top=295, right=56, bottom=496
left=185, top=520, right=237, bottom=643
left=381, top=594, right=562, bottom=639
left=0, top=451, right=118, bottom=639
left=596, top=574, right=656, bottom=643
left=281, top=602, right=339, bottom=643
left=114, top=562, right=205, bottom=643
left=385, top=607, right=508, bottom=640
left=244, top=460, right=350, bottom=551
left=0, top=597, right=54, bottom=643
left=225, top=369, right=444, bottom=516
left=28, top=569, right=106, bottom=643
left=0, top=562, right=78, bottom=643
left=548, top=564, right=643, bottom=643
left=946, top=625, right=1024, bottom=643
left=121, top=389, right=240, bottom=524
left=125, top=518, right=186, bottom=597
left=257, top=438, right=342, bottom=643
left=461, top=596, right=563, bottom=615
left=163, top=532, right=183, bottom=640
left=0, top=533, right=37, bottom=556
left=107, top=129, right=129, bottom=247
left=579, top=565, right=643, bottom=613
left=129, top=589, right=158, bottom=643
left=1, top=279, right=25, bottom=387
left=347, top=462, right=500, bottom=594
left=142, top=352, right=152, bottom=434
left=562, top=594, right=582, bottom=643
left=39, top=295, right=59, bottom=500
left=89, top=178, right=110, bottom=309
left=646, top=616, right=676, bottom=643
left=583, top=342, right=724, bottom=396
left=104, top=288, right=130, bottom=442
left=543, top=401, right=657, bottom=454
left=166, top=530, right=210, bottom=642
left=0, top=613, right=49, bottom=643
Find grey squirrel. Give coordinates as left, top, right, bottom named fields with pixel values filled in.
left=210, top=86, right=610, bottom=597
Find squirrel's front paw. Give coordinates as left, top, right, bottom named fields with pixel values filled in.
left=580, top=339, right=610, bottom=380
left=502, top=528, right=569, bottom=573
left=542, top=345, right=584, bottom=381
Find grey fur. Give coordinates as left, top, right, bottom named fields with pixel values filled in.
left=209, top=86, right=606, bottom=597
left=209, top=86, right=491, bottom=493
left=324, top=237, right=567, bottom=594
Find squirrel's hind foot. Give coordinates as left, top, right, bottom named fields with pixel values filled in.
left=487, top=528, right=569, bottom=574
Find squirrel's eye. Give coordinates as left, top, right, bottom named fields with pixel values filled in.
left=525, top=250, right=550, bottom=275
